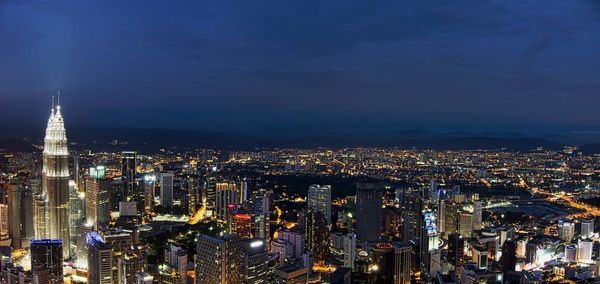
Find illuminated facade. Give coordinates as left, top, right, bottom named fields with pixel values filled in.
left=37, top=101, right=71, bottom=257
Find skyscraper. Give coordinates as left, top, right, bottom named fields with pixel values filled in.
left=196, top=234, right=241, bottom=283
left=85, top=166, right=111, bottom=230
left=239, top=238, right=269, bottom=284
left=355, top=183, right=383, bottom=242
left=160, top=173, right=174, bottom=208
left=307, top=184, right=332, bottom=225
left=30, top=239, right=63, bottom=283
left=447, top=233, right=464, bottom=271
left=39, top=101, right=71, bottom=257
left=121, top=151, right=137, bottom=202
left=7, top=183, right=22, bottom=249
left=215, top=181, right=237, bottom=221
left=305, top=210, right=329, bottom=263
left=500, top=239, right=516, bottom=276
left=142, top=174, right=156, bottom=222
left=394, top=242, right=412, bottom=284
left=87, top=232, right=113, bottom=284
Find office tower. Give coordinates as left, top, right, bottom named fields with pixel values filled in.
left=121, top=151, right=137, bottom=202
left=394, top=242, right=412, bottom=284
left=252, top=191, right=271, bottom=215
left=472, top=201, right=483, bottom=230
left=471, top=245, right=488, bottom=269
left=85, top=166, right=111, bottom=230
left=76, top=223, right=93, bottom=262
left=104, top=231, right=134, bottom=279
left=68, top=179, right=84, bottom=249
left=564, top=244, right=577, bottom=262
left=240, top=238, right=269, bottom=284
left=117, top=246, right=147, bottom=284
left=420, top=210, right=441, bottom=279
left=87, top=232, right=113, bottom=284
left=277, top=229, right=305, bottom=259
left=342, top=233, right=356, bottom=269
left=135, top=272, right=154, bottom=284
left=307, top=184, right=332, bottom=225
left=356, top=183, right=383, bottom=242
left=252, top=214, right=270, bottom=243
left=119, top=201, right=137, bottom=217
left=371, top=243, right=395, bottom=283
left=383, top=208, right=402, bottom=239
left=500, top=239, right=516, bottom=275
left=40, top=102, right=71, bottom=257
left=270, top=240, right=290, bottom=267
left=30, top=239, right=63, bottom=283
left=142, top=175, right=156, bottom=221
left=401, top=188, right=423, bottom=242
left=187, top=176, right=199, bottom=215
left=33, top=193, right=47, bottom=240
left=577, top=239, right=593, bottom=262
left=458, top=212, right=474, bottom=238
left=525, top=241, right=537, bottom=264
left=215, top=181, right=237, bottom=221
left=238, top=178, right=248, bottom=204
left=203, top=175, right=217, bottom=215
left=581, top=219, right=594, bottom=239
left=164, top=243, right=187, bottom=278
left=232, top=213, right=253, bottom=239
left=447, top=233, right=464, bottom=271
left=441, top=201, right=459, bottom=235
left=196, top=234, right=241, bottom=283
left=7, top=183, right=22, bottom=249
left=0, top=204, right=9, bottom=246
left=558, top=220, right=575, bottom=242
left=160, top=173, right=174, bottom=208
left=305, top=210, right=329, bottom=263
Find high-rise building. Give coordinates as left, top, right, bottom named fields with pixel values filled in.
left=342, top=233, right=356, bottom=269
left=558, top=220, right=575, bottom=242
left=7, top=183, right=22, bottom=249
left=394, top=242, right=412, bottom=284
left=0, top=204, right=10, bottom=246
left=277, top=229, right=305, bottom=260
left=356, top=183, right=383, bottom=242
left=196, top=234, right=241, bottom=283
left=30, top=239, right=63, bottom=283
left=577, top=238, right=593, bottom=262
left=458, top=211, right=474, bottom=238
left=164, top=243, right=187, bottom=279
left=85, top=166, right=111, bottom=230
left=305, top=210, right=329, bottom=263
left=500, top=239, right=516, bottom=275
left=401, top=188, right=423, bottom=242
left=447, top=233, right=464, bottom=271
left=117, top=245, right=148, bottom=284
left=307, top=184, right=332, bottom=225
left=68, top=178, right=84, bottom=250
left=240, top=238, right=269, bottom=284
left=187, top=176, right=199, bottom=215
left=581, top=219, right=594, bottom=239
left=87, top=232, right=113, bottom=284
left=160, top=173, right=174, bottom=208
left=215, top=181, right=237, bottom=221
left=76, top=223, right=93, bottom=262
left=135, top=272, right=154, bottom=284
left=371, top=243, right=395, bottom=283
left=142, top=174, right=156, bottom=221
left=232, top=213, right=253, bottom=239
left=121, top=151, right=137, bottom=202
left=39, top=102, right=71, bottom=257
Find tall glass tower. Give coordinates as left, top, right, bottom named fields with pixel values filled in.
left=38, top=100, right=71, bottom=257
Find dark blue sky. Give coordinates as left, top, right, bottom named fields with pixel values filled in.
left=1, top=0, right=600, bottom=135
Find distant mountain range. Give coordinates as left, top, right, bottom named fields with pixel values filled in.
left=3, top=127, right=600, bottom=153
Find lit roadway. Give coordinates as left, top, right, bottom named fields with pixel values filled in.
left=529, top=187, right=600, bottom=218
left=188, top=203, right=207, bottom=225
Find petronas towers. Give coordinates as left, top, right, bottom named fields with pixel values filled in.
left=35, top=100, right=71, bottom=257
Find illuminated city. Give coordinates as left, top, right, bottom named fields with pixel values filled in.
left=2, top=1, right=600, bottom=284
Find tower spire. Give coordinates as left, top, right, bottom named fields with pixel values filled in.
left=57, top=91, right=61, bottom=110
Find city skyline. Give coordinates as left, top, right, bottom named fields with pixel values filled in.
left=2, top=1, right=600, bottom=134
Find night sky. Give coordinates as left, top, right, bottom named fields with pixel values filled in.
left=1, top=0, right=600, bottom=135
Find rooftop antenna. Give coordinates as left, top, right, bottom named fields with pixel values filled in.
left=57, top=91, right=61, bottom=109
left=51, top=95, right=55, bottom=111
